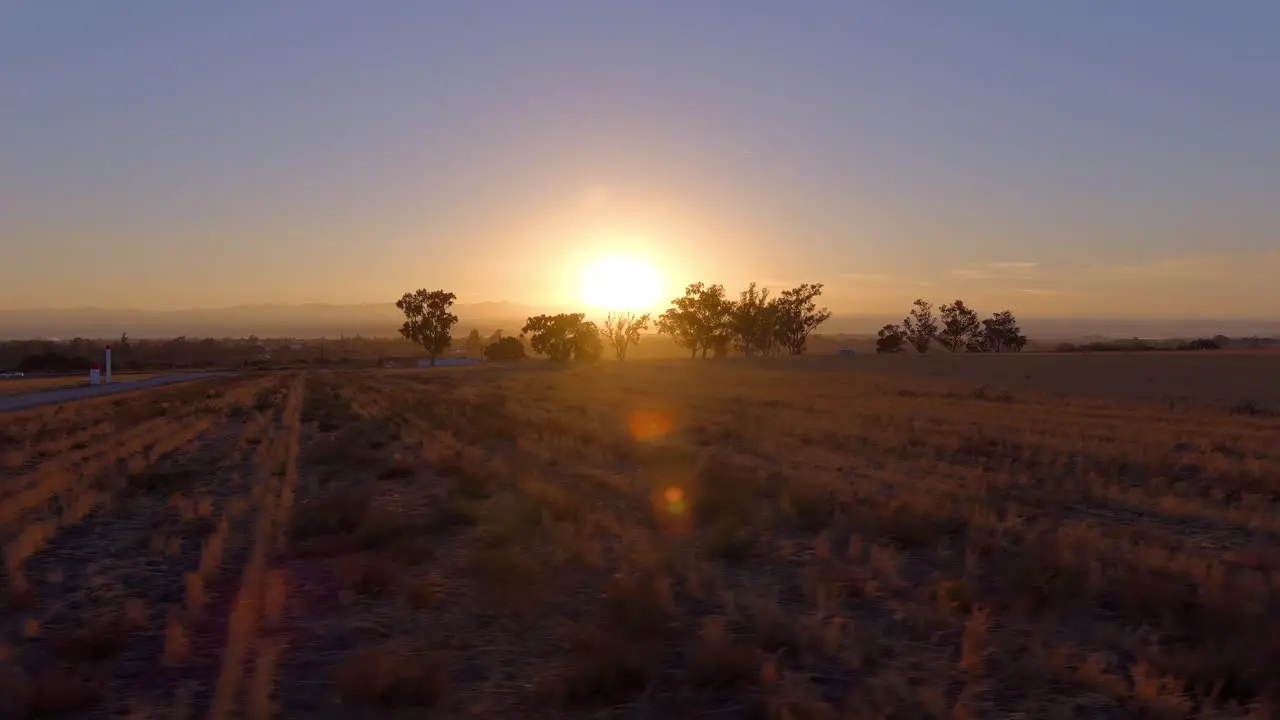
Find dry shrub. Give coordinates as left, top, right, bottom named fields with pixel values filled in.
left=865, top=500, right=968, bottom=550
left=50, top=609, right=144, bottom=662
left=289, top=484, right=372, bottom=544
left=337, top=646, right=446, bottom=708
left=934, top=578, right=977, bottom=615
left=126, top=468, right=197, bottom=496
left=703, top=521, right=757, bottom=561
left=687, top=616, right=758, bottom=688
left=263, top=570, right=287, bottom=628
left=7, top=667, right=106, bottom=717
left=405, top=577, right=439, bottom=610
left=178, top=515, right=219, bottom=539
left=692, top=454, right=764, bottom=529
left=469, top=545, right=539, bottom=598
left=163, top=609, right=190, bottom=666
left=536, top=633, right=662, bottom=709
left=959, top=608, right=990, bottom=674
left=336, top=554, right=401, bottom=598
left=603, top=568, right=677, bottom=637
left=783, top=477, right=839, bottom=533
left=184, top=573, right=206, bottom=618
left=304, top=427, right=387, bottom=472
left=425, top=491, right=484, bottom=535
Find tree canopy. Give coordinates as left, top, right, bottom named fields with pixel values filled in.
left=395, top=289, right=458, bottom=366
left=656, top=282, right=734, bottom=359
left=522, top=313, right=601, bottom=362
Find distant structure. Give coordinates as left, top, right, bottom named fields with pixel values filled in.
left=378, top=356, right=484, bottom=369
left=420, top=358, right=483, bottom=368
left=838, top=348, right=856, bottom=357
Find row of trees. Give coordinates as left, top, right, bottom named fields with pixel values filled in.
left=656, top=281, right=832, bottom=359
left=875, top=299, right=1027, bottom=354
left=395, top=281, right=833, bottom=364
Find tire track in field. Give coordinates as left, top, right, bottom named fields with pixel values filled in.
left=208, top=374, right=305, bottom=720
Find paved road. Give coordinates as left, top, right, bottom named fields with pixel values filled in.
left=0, top=373, right=228, bottom=414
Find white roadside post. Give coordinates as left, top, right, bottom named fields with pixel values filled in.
left=90, top=363, right=101, bottom=386
left=105, top=344, right=113, bottom=384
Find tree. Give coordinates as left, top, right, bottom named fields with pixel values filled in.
left=521, top=313, right=599, bottom=362
left=601, top=311, right=651, bottom=360
left=395, top=289, right=458, bottom=366
left=938, top=299, right=981, bottom=353
left=876, top=324, right=907, bottom=354
left=728, top=282, right=779, bottom=357
left=574, top=321, right=603, bottom=362
left=464, top=328, right=484, bottom=356
left=656, top=282, right=733, bottom=359
left=773, top=283, right=832, bottom=355
left=483, top=336, right=527, bottom=361
left=976, top=310, right=1027, bottom=353
left=902, top=299, right=938, bottom=354
left=486, top=329, right=504, bottom=346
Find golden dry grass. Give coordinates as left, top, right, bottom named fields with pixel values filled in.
left=1, top=355, right=1278, bottom=718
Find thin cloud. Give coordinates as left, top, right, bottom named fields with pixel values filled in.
left=1087, top=255, right=1233, bottom=280
left=1015, top=288, right=1067, bottom=296
left=839, top=272, right=894, bottom=283
left=951, top=262, right=1041, bottom=280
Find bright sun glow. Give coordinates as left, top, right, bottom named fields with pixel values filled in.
left=580, top=256, right=664, bottom=311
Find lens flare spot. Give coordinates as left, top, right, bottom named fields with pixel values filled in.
left=628, top=409, right=674, bottom=442
left=662, top=487, right=686, bottom=515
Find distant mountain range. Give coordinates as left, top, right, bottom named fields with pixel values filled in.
left=0, top=303, right=1276, bottom=341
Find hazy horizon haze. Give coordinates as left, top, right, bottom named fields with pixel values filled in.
left=3, top=2, right=1278, bottom=318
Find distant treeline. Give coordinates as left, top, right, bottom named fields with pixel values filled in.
left=1055, top=336, right=1280, bottom=353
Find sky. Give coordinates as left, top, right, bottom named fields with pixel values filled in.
left=2, top=2, right=1278, bottom=318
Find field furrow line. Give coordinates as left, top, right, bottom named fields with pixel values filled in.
left=208, top=374, right=304, bottom=720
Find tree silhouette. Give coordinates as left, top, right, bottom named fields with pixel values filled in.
left=773, top=283, right=831, bottom=355
left=657, top=282, right=733, bottom=359
left=902, top=299, right=938, bottom=354
left=729, top=282, right=778, bottom=357
left=938, top=299, right=981, bottom=353
left=574, top=321, right=603, bottom=362
left=977, top=310, right=1027, bottom=352
left=395, top=289, right=458, bottom=366
left=601, top=311, right=651, bottom=360
left=463, top=328, right=484, bottom=356
left=876, top=324, right=907, bottom=354
left=521, top=313, right=599, bottom=362
left=483, top=336, right=527, bottom=361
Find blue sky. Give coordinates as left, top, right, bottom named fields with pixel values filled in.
left=2, top=2, right=1277, bottom=317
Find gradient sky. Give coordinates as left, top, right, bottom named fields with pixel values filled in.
left=3, top=2, right=1278, bottom=317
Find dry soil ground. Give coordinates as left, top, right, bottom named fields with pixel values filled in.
left=1, top=356, right=1278, bottom=718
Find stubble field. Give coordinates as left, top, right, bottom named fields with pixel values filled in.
left=1, top=354, right=1278, bottom=718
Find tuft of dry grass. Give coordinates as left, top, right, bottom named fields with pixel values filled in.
left=686, top=616, right=758, bottom=688
left=336, top=646, right=447, bottom=708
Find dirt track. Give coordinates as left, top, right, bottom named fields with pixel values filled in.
left=0, top=373, right=227, bottom=413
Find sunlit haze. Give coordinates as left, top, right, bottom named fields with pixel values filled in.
left=580, top=257, right=665, bottom=313
left=3, top=3, right=1279, bottom=319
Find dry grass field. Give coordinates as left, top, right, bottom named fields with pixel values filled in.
left=1, top=355, right=1278, bottom=718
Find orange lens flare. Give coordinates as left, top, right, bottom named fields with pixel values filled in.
left=627, top=409, right=674, bottom=442
left=662, top=487, right=686, bottom=515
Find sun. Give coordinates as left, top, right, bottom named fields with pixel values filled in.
left=580, top=256, right=664, bottom=311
